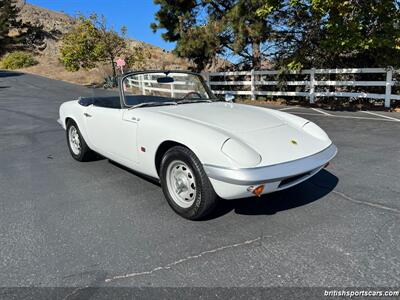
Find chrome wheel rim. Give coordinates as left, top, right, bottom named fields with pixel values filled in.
left=166, top=160, right=196, bottom=208
left=68, top=125, right=81, bottom=155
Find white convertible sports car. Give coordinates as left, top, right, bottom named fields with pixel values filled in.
left=58, top=70, right=337, bottom=220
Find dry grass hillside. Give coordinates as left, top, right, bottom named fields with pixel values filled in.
left=14, top=1, right=201, bottom=86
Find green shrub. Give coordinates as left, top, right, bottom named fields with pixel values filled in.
left=0, top=52, right=38, bottom=69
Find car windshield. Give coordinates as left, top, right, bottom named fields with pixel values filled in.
left=122, top=71, right=217, bottom=108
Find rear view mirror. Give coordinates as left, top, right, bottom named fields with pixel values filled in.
left=157, top=76, right=174, bottom=84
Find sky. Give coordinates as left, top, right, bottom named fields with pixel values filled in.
left=27, top=0, right=174, bottom=51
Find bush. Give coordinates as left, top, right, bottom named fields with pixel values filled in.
left=0, top=52, right=38, bottom=69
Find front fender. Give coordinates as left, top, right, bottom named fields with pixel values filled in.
left=133, top=110, right=241, bottom=178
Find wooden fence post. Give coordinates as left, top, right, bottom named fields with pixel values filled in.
left=251, top=69, right=256, bottom=101
left=385, top=68, right=393, bottom=108
left=203, top=72, right=210, bottom=88
left=309, top=68, right=315, bottom=104
left=140, top=74, right=146, bottom=95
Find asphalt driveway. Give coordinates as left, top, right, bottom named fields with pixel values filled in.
left=1, top=71, right=399, bottom=291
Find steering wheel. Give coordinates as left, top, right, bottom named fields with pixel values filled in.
left=182, top=91, right=202, bottom=100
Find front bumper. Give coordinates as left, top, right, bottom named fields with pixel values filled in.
left=203, top=143, right=337, bottom=186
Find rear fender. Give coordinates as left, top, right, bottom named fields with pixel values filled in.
left=59, top=101, right=93, bottom=148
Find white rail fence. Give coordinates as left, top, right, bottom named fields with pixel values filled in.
left=126, top=74, right=197, bottom=97
left=203, top=68, right=400, bottom=108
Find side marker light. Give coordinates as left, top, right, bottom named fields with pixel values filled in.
left=248, top=185, right=265, bottom=197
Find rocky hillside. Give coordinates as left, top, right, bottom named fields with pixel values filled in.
left=15, top=1, right=206, bottom=85
left=18, top=1, right=74, bottom=56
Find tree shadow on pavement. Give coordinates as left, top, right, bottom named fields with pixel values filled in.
left=0, top=71, right=24, bottom=77
left=205, top=169, right=338, bottom=220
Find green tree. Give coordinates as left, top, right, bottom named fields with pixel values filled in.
left=151, top=0, right=278, bottom=71
left=59, top=17, right=102, bottom=71
left=59, top=14, right=127, bottom=77
left=257, top=0, right=400, bottom=68
left=0, top=51, right=38, bottom=69
left=125, top=44, right=152, bottom=70
left=0, top=0, right=43, bottom=55
left=152, top=0, right=400, bottom=70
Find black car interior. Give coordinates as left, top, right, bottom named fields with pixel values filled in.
left=78, top=95, right=175, bottom=109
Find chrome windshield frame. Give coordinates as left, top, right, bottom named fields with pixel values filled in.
left=118, top=70, right=217, bottom=109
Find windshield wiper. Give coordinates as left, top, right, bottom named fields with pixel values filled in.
left=176, top=99, right=212, bottom=104
left=128, top=101, right=177, bottom=109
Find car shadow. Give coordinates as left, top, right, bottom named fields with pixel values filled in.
left=204, top=169, right=338, bottom=220
left=0, top=71, right=24, bottom=77
left=107, top=159, right=338, bottom=220
left=108, top=160, right=161, bottom=186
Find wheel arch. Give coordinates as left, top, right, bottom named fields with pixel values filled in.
left=65, top=117, right=75, bottom=127
left=63, top=114, right=92, bottom=150
left=155, top=140, right=190, bottom=176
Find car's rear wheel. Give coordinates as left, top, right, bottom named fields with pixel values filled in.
left=66, top=120, right=94, bottom=162
left=160, top=146, right=218, bottom=220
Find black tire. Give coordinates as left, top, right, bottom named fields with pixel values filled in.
left=160, top=146, right=218, bottom=220
left=66, top=120, right=95, bottom=162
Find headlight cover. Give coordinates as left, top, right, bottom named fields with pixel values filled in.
left=302, top=122, right=330, bottom=141
left=221, top=138, right=261, bottom=167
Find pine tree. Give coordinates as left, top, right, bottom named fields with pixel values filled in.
left=258, top=0, right=400, bottom=69
left=151, top=0, right=273, bottom=71
left=0, top=0, right=43, bottom=55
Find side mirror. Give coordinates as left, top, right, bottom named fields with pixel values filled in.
left=224, top=93, right=235, bottom=102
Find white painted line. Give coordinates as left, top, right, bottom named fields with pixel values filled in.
left=311, top=108, right=333, bottom=116
left=278, top=107, right=296, bottom=111
left=259, top=105, right=400, bottom=122
left=105, top=237, right=261, bottom=282
left=292, top=112, right=400, bottom=122
left=360, top=111, right=400, bottom=122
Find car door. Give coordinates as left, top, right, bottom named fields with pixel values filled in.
left=84, top=105, right=139, bottom=165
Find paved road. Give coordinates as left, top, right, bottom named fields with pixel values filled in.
left=1, top=71, right=399, bottom=290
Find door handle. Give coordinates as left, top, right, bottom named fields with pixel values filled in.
left=84, top=113, right=92, bottom=117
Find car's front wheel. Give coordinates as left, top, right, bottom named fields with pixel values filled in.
left=160, top=146, right=218, bottom=220
left=66, top=120, right=94, bottom=161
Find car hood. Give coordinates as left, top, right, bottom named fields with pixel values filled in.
left=157, top=102, right=332, bottom=167
left=158, top=102, right=285, bottom=132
